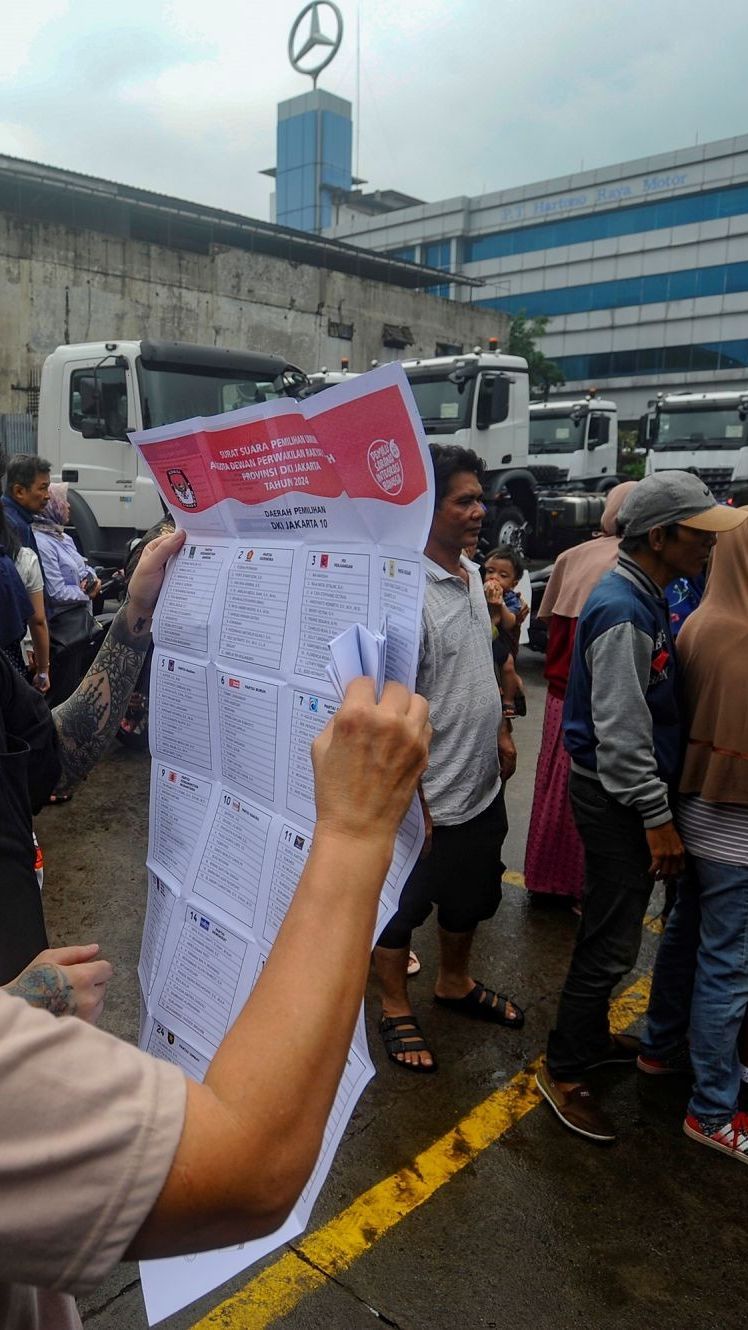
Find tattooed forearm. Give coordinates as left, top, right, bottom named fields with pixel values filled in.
left=53, top=598, right=152, bottom=786
left=5, top=964, right=77, bottom=1016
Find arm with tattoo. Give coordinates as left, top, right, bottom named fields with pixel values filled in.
left=5, top=964, right=77, bottom=1015
left=4, top=945, right=113, bottom=1023
left=51, top=527, right=185, bottom=789
left=53, top=596, right=152, bottom=787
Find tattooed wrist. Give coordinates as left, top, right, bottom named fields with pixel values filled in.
left=119, top=596, right=154, bottom=648
left=6, top=964, right=76, bottom=1016
left=53, top=600, right=153, bottom=785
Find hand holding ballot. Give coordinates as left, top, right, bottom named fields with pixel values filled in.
left=127, top=526, right=187, bottom=621
left=124, top=677, right=431, bottom=1264
left=312, top=678, right=430, bottom=848
left=127, top=364, right=435, bottom=1321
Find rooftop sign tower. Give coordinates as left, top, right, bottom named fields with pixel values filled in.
left=264, top=2, right=358, bottom=233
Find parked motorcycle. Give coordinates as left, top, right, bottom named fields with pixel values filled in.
left=44, top=566, right=126, bottom=706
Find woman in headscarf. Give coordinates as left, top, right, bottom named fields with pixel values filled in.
left=33, top=483, right=100, bottom=708
left=523, top=481, right=636, bottom=907
left=639, top=512, right=748, bottom=1164
left=33, top=483, right=100, bottom=614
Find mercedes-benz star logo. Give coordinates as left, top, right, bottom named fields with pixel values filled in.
left=288, top=2, right=343, bottom=87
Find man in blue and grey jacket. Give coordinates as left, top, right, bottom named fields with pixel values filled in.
left=536, top=471, right=748, bottom=1143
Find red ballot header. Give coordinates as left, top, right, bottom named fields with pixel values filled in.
left=140, top=383, right=428, bottom=515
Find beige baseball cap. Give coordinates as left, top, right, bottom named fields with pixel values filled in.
left=618, top=471, right=748, bottom=538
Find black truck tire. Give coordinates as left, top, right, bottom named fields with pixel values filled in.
left=486, top=505, right=528, bottom=553
left=65, top=489, right=106, bottom=563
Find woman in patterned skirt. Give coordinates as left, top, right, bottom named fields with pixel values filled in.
left=523, top=482, right=636, bottom=907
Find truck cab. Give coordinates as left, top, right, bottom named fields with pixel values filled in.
left=38, top=340, right=307, bottom=561
left=641, top=389, right=748, bottom=498
left=402, top=350, right=538, bottom=547
left=304, top=349, right=610, bottom=556
left=402, top=350, right=531, bottom=468
left=528, top=396, right=619, bottom=491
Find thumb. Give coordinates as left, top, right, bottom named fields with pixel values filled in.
left=41, top=943, right=101, bottom=966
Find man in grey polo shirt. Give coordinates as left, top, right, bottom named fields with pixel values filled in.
left=374, top=444, right=524, bottom=1072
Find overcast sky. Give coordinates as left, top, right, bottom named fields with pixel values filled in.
left=1, top=0, right=747, bottom=223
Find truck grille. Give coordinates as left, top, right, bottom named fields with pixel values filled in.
left=697, top=467, right=733, bottom=497
left=528, top=464, right=567, bottom=488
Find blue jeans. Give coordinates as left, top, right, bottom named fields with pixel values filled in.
left=643, top=855, right=748, bottom=1124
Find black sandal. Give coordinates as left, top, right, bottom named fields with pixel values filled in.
left=434, top=981, right=524, bottom=1029
left=379, top=1014, right=438, bottom=1073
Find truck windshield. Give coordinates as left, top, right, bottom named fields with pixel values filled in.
left=137, top=363, right=301, bottom=429
left=405, top=373, right=474, bottom=434
left=653, top=407, right=747, bottom=451
left=529, top=413, right=583, bottom=453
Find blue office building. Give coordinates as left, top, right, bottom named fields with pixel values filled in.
left=270, top=90, right=353, bottom=233
left=323, top=134, right=748, bottom=422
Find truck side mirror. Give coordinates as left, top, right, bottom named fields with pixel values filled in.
left=637, top=413, right=656, bottom=447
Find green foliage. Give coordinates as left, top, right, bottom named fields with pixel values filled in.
left=618, top=427, right=646, bottom=479
left=505, top=313, right=565, bottom=392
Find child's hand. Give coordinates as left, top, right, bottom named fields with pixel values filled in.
left=484, top=577, right=504, bottom=606
left=516, top=595, right=530, bottom=625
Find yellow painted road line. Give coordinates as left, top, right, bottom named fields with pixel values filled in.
left=189, top=973, right=652, bottom=1329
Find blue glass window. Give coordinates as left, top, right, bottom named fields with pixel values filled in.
left=475, top=260, right=748, bottom=318
left=553, top=339, right=748, bottom=380
left=278, top=112, right=317, bottom=172
left=387, top=245, right=417, bottom=262
left=321, top=111, right=352, bottom=189
left=464, top=183, right=748, bottom=264
left=424, top=241, right=451, bottom=270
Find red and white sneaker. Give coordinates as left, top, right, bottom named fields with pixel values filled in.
left=683, top=1111, right=748, bottom=1164
left=637, top=1048, right=692, bottom=1076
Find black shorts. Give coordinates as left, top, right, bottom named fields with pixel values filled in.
left=377, top=791, right=508, bottom=947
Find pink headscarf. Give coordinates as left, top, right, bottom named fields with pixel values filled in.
left=538, top=481, right=637, bottom=621
left=35, top=481, right=70, bottom=537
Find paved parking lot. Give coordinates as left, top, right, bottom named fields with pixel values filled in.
left=37, top=653, right=746, bottom=1330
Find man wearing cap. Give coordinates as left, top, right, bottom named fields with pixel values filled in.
left=536, top=471, right=747, bottom=1143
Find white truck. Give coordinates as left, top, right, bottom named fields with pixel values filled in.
left=528, top=396, right=620, bottom=490
left=33, top=340, right=308, bottom=562
left=640, top=389, right=748, bottom=505
left=400, top=351, right=616, bottom=555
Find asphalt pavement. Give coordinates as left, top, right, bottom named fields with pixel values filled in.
left=35, top=651, right=746, bottom=1330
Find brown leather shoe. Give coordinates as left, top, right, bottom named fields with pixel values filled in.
left=536, top=1062, right=617, bottom=1143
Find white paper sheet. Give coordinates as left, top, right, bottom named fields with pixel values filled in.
left=131, top=363, right=433, bottom=1325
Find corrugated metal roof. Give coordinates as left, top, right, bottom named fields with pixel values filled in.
left=0, top=154, right=481, bottom=291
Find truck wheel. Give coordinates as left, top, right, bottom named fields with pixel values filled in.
left=490, top=506, right=528, bottom=553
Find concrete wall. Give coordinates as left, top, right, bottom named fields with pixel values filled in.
left=0, top=212, right=508, bottom=415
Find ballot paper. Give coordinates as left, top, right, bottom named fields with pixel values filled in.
left=326, top=622, right=387, bottom=700
left=130, top=363, right=434, bottom=1325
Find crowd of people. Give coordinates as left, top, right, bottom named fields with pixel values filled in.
left=370, top=452, right=748, bottom=1166
left=1, top=441, right=747, bottom=1325
left=1, top=456, right=102, bottom=713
